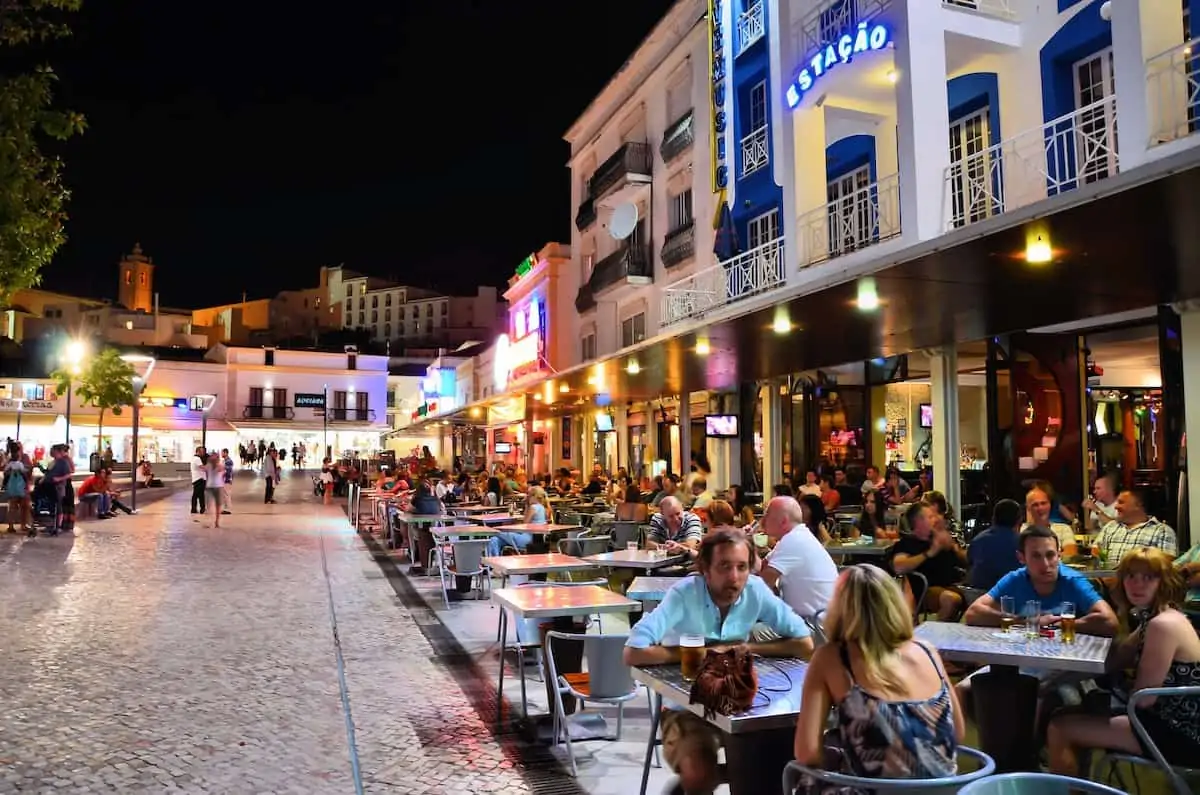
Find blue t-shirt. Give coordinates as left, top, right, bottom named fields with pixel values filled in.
left=986, top=565, right=1101, bottom=615
left=967, top=525, right=1021, bottom=591
left=527, top=503, right=547, bottom=523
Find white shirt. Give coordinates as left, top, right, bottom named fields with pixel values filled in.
left=797, top=484, right=822, bottom=498
left=764, top=523, right=838, bottom=619
left=435, top=481, right=451, bottom=499
left=189, top=456, right=206, bottom=482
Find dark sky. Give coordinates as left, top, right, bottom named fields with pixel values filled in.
left=40, top=0, right=676, bottom=308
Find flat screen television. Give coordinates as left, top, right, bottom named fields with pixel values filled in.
left=919, top=403, right=933, bottom=429
left=494, top=441, right=513, bottom=454
left=594, top=413, right=614, bottom=432
left=705, top=414, right=739, bottom=438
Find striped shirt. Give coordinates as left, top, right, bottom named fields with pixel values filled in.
left=647, top=510, right=703, bottom=545
left=1096, top=516, right=1177, bottom=566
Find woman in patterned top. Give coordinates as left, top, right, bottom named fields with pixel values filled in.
left=1048, top=546, right=1200, bottom=773
left=793, top=564, right=963, bottom=788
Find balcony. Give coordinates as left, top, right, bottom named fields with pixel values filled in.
left=242, top=405, right=294, bottom=420
left=942, top=95, right=1119, bottom=230
left=794, top=0, right=889, bottom=63
left=742, top=125, right=769, bottom=177
left=797, top=172, right=901, bottom=267
left=329, top=408, right=377, bottom=422
left=661, top=222, right=696, bottom=269
left=661, top=109, right=695, bottom=162
left=1146, top=37, right=1200, bottom=146
left=942, top=0, right=1016, bottom=19
left=737, top=1, right=765, bottom=56
left=575, top=195, right=597, bottom=231
left=575, top=244, right=653, bottom=313
left=588, top=141, right=652, bottom=207
left=660, top=237, right=786, bottom=327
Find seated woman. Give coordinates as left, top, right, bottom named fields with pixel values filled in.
left=486, top=485, right=546, bottom=556
left=482, top=476, right=502, bottom=508
left=138, top=459, right=155, bottom=488
left=1047, top=547, right=1200, bottom=774
left=852, top=489, right=886, bottom=540
left=407, top=480, right=444, bottom=575
left=794, top=564, right=963, bottom=785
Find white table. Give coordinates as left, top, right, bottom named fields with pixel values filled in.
left=483, top=553, right=597, bottom=576
left=469, top=513, right=519, bottom=526
left=627, top=575, right=689, bottom=606
left=914, top=621, right=1109, bottom=675
left=584, top=549, right=690, bottom=571
left=825, top=540, right=893, bottom=558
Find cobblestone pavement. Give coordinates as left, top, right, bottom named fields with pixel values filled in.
left=0, top=472, right=553, bottom=794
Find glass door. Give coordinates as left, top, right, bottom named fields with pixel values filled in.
left=826, top=165, right=872, bottom=257
left=1073, top=48, right=1118, bottom=184
left=948, top=107, right=994, bottom=226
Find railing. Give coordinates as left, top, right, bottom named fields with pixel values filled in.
left=942, top=95, right=1120, bottom=230
left=588, top=141, right=652, bottom=199
left=941, top=0, right=1016, bottom=20
left=575, top=195, right=597, bottom=230
left=660, top=237, right=786, bottom=327
left=329, top=408, right=376, bottom=422
left=1146, top=37, right=1200, bottom=146
left=661, top=109, right=695, bottom=162
left=575, top=244, right=653, bottom=312
left=793, top=0, right=889, bottom=62
left=742, top=125, right=769, bottom=176
left=737, top=1, right=765, bottom=56
left=242, top=405, right=294, bottom=420
left=661, top=222, right=696, bottom=268
left=797, top=173, right=901, bottom=267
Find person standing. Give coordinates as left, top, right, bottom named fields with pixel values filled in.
left=205, top=453, right=224, bottom=528
left=220, top=448, right=234, bottom=515
left=189, top=445, right=207, bottom=515
left=263, top=448, right=279, bottom=504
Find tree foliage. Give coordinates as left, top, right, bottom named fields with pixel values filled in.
left=52, top=347, right=135, bottom=449
left=0, top=0, right=86, bottom=304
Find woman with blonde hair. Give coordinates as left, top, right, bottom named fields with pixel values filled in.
left=794, top=564, right=963, bottom=783
left=486, top=485, right=544, bottom=556
left=1047, top=547, right=1200, bottom=775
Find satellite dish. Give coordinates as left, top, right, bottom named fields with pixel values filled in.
left=609, top=202, right=639, bottom=240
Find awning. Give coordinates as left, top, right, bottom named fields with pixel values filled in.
left=0, top=411, right=60, bottom=428
left=68, top=413, right=237, bottom=433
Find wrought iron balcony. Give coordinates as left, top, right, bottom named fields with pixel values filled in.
left=741, top=125, right=769, bottom=177
left=242, top=405, right=294, bottom=420
left=574, top=244, right=653, bottom=312
left=329, top=408, right=377, bottom=422
left=588, top=141, right=652, bottom=202
left=661, top=222, right=696, bottom=269
left=660, top=110, right=695, bottom=162
left=1146, top=37, right=1200, bottom=146
left=737, top=1, right=765, bottom=56
left=793, top=0, right=888, bottom=62
left=575, top=195, right=597, bottom=230
left=798, top=173, right=901, bottom=266
left=660, top=238, right=786, bottom=327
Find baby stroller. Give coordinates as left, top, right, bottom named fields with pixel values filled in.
left=29, top=478, right=61, bottom=536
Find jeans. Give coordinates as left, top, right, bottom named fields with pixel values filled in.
left=82, top=493, right=110, bottom=514
left=487, top=532, right=533, bottom=557
left=264, top=477, right=275, bottom=503
left=191, top=479, right=207, bottom=512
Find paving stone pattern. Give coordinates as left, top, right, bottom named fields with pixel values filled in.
left=0, top=472, right=541, bottom=794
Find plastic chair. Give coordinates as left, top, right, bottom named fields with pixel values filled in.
left=544, top=630, right=639, bottom=777
left=1101, top=685, right=1200, bottom=795
left=957, top=772, right=1125, bottom=795
left=446, top=539, right=491, bottom=603
left=782, top=746, right=994, bottom=794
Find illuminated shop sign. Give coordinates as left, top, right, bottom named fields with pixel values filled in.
left=0, top=398, right=56, bottom=412
left=786, top=22, right=891, bottom=110
left=709, top=0, right=728, bottom=192
left=139, top=395, right=189, bottom=409
left=514, top=252, right=538, bottom=280
left=493, top=297, right=548, bottom=390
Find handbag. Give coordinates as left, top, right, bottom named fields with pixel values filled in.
left=688, top=646, right=758, bottom=718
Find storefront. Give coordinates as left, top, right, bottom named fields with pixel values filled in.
left=0, top=396, right=64, bottom=462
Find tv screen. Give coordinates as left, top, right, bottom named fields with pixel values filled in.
left=705, top=414, right=739, bottom=438
left=494, top=441, right=513, bottom=454
left=919, top=403, right=933, bottom=429
left=594, top=414, right=614, bottom=432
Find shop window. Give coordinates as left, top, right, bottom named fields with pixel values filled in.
left=620, top=313, right=646, bottom=347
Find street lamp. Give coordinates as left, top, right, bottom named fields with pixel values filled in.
left=188, top=394, right=217, bottom=450
left=323, top=383, right=329, bottom=460
left=61, top=338, right=88, bottom=450
left=121, top=354, right=156, bottom=511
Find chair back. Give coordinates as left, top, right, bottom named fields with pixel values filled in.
left=451, top=539, right=489, bottom=573
left=1126, top=685, right=1200, bottom=795
left=802, top=609, right=827, bottom=646
left=608, top=521, right=641, bottom=549
left=782, top=746, right=994, bottom=794
left=958, top=772, right=1126, bottom=795
left=546, top=630, right=634, bottom=699
left=558, top=536, right=611, bottom=558
left=616, top=501, right=648, bottom=522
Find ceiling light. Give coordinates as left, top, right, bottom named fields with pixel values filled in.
left=772, top=308, right=793, bottom=334
left=695, top=338, right=711, bottom=356
left=886, top=69, right=898, bottom=84
left=1025, top=234, right=1052, bottom=264
left=626, top=360, right=640, bottom=375
left=559, top=383, right=569, bottom=393
left=856, top=278, right=880, bottom=311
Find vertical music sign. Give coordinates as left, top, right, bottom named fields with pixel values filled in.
left=709, top=0, right=728, bottom=195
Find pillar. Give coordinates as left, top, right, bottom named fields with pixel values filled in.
left=930, top=347, right=962, bottom=519
left=1179, top=307, right=1200, bottom=548
left=771, top=0, right=800, bottom=280
left=792, top=105, right=828, bottom=268
left=762, top=380, right=784, bottom=489
left=615, top=404, right=629, bottom=472
left=678, top=391, right=691, bottom=480
left=1110, top=0, right=1187, bottom=169
left=894, top=0, right=953, bottom=241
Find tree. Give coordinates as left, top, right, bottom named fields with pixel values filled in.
left=0, top=0, right=86, bottom=304
left=52, top=347, right=135, bottom=454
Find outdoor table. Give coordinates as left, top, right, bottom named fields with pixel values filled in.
left=483, top=553, right=597, bottom=577
left=824, top=539, right=893, bottom=558
left=492, top=584, right=640, bottom=739
left=633, top=658, right=809, bottom=795
left=627, top=574, right=690, bottom=610
left=915, top=621, right=1110, bottom=772
left=492, top=523, right=584, bottom=555
left=468, top=513, right=518, bottom=526
left=448, top=504, right=499, bottom=515
left=583, top=549, right=690, bottom=571
left=394, top=513, right=463, bottom=560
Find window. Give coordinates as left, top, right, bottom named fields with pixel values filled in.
left=826, top=166, right=872, bottom=255
left=359, top=283, right=366, bottom=295
left=384, top=323, right=391, bottom=338
left=348, top=353, right=357, bottom=370
left=669, top=188, right=694, bottom=231
left=439, top=316, right=447, bottom=328
left=441, top=302, right=448, bottom=315
left=749, top=81, right=767, bottom=132
left=346, top=286, right=353, bottom=299
left=139, top=272, right=147, bottom=286
left=124, top=270, right=132, bottom=285
left=1073, top=48, right=1118, bottom=184
left=385, top=308, right=391, bottom=321
left=358, top=312, right=365, bottom=326
left=387, top=389, right=396, bottom=408
left=667, top=67, right=693, bottom=121
left=385, top=293, right=392, bottom=306
left=621, top=312, right=646, bottom=347
left=248, top=387, right=264, bottom=418
left=272, top=388, right=287, bottom=419
left=424, top=304, right=432, bottom=316
left=581, top=334, right=597, bottom=362
left=948, top=107, right=995, bottom=227
left=264, top=349, right=275, bottom=366
left=581, top=236, right=596, bottom=282
left=747, top=209, right=780, bottom=249
left=371, top=310, right=378, bottom=323
left=371, top=295, right=378, bottom=308
left=344, top=299, right=351, bottom=314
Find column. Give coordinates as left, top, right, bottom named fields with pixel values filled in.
left=772, top=0, right=800, bottom=279
left=614, top=404, right=629, bottom=472
left=581, top=414, right=594, bottom=475
left=792, top=105, right=828, bottom=269
left=1110, top=0, right=1187, bottom=169
left=893, top=0, right=953, bottom=241
left=1179, top=307, right=1200, bottom=548
left=762, top=380, right=783, bottom=489
left=929, top=347, right=962, bottom=519
left=678, top=391, right=691, bottom=479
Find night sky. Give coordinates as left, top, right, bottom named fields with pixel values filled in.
left=39, top=1, right=676, bottom=308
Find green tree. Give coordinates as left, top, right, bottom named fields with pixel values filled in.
left=0, top=0, right=87, bottom=304
left=52, top=347, right=135, bottom=454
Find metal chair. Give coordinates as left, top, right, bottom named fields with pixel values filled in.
left=782, top=746, right=995, bottom=794
left=544, top=630, right=639, bottom=777
left=957, top=772, right=1125, bottom=795
left=608, top=520, right=641, bottom=550
left=803, top=608, right=827, bottom=647
left=557, top=535, right=611, bottom=559
left=444, top=538, right=491, bottom=606
left=1101, top=685, right=1200, bottom=795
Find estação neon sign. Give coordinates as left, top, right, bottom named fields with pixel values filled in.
left=786, top=22, right=890, bottom=110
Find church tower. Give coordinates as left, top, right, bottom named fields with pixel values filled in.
left=117, top=243, right=154, bottom=312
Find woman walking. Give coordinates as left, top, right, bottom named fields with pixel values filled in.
left=206, top=453, right=225, bottom=527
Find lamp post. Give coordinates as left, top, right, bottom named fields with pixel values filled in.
left=323, top=383, right=328, bottom=459
left=188, top=394, right=217, bottom=451
left=61, top=339, right=87, bottom=453
left=121, top=354, right=156, bottom=511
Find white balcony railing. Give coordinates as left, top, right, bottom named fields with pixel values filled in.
left=660, top=238, right=786, bottom=327
left=942, top=0, right=1017, bottom=20
left=793, top=0, right=890, bottom=62
left=742, top=125, right=769, bottom=176
left=796, top=173, right=901, bottom=268
left=1146, top=37, right=1200, bottom=146
left=737, top=1, right=765, bottom=56
left=942, top=95, right=1120, bottom=230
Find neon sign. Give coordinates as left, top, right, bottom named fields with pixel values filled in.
left=786, top=22, right=891, bottom=110
left=494, top=296, right=548, bottom=390
left=709, top=0, right=728, bottom=192
left=514, top=252, right=537, bottom=280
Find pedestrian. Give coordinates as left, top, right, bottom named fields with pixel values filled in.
left=263, top=448, right=279, bottom=504
left=221, top=448, right=234, bottom=515
left=205, top=453, right=224, bottom=527
left=190, top=445, right=207, bottom=515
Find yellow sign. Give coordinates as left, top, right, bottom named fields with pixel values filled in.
left=709, top=0, right=728, bottom=195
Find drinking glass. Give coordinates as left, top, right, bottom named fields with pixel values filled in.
left=1060, top=601, right=1077, bottom=644
left=679, top=634, right=706, bottom=681
left=999, top=596, right=1017, bottom=634
left=1024, top=600, right=1042, bottom=639
left=626, top=541, right=639, bottom=552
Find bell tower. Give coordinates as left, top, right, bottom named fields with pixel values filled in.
left=117, top=243, right=154, bottom=312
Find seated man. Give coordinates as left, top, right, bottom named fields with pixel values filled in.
left=625, top=528, right=814, bottom=795
left=965, top=498, right=1024, bottom=592
left=646, top=496, right=703, bottom=550
left=76, top=471, right=112, bottom=518
left=1094, top=489, right=1176, bottom=566
left=758, top=496, right=837, bottom=621
left=893, top=502, right=968, bottom=621
left=1023, top=486, right=1076, bottom=554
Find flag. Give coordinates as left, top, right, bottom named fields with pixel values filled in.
left=713, top=196, right=740, bottom=262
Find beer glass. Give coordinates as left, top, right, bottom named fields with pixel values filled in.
left=1060, top=601, right=1077, bottom=644
left=679, top=634, right=706, bottom=681
left=1024, top=600, right=1042, bottom=639
left=999, top=596, right=1017, bottom=634
left=626, top=541, right=639, bottom=552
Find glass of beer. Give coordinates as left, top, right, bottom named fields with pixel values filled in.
left=1060, top=601, right=1077, bottom=644
left=999, top=596, right=1017, bottom=634
left=679, top=635, right=706, bottom=681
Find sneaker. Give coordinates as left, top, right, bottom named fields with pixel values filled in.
left=221, top=510, right=231, bottom=515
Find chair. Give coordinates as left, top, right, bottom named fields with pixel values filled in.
left=803, top=609, right=827, bottom=647
left=445, top=539, right=491, bottom=604
left=781, top=746, right=995, bottom=794
left=616, top=501, right=648, bottom=522
left=1101, top=685, right=1200, bottom=795
left=957, top=772, right=1125, bottom=795
left=608, top=521, right=641, bottom=550
left=544, top=630, right=639, bottom=777
left=557, top=535, right=612, bottom=559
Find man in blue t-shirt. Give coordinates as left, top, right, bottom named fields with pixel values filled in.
left=965, top=498, right=1024, bottom=591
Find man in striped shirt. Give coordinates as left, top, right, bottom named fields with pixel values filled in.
left=647, top=496, right=703, bottom=549
left=1095, top=489, right=1176, bottom=566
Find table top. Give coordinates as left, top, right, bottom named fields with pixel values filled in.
left=469, top=514, right=518, bottom=525
left=627, top=575, right=690, bottom=602
left=914, top=622, right=1110, bottom=674
left=448, top=505, right=498, bottom=514
left=492, top=584, right=640, bottom=618
left=431, top=526, right=497, bottom=538
left=492, top=522, right=581, bottom=534
left=482, top=553, right=597, bottom=575
left=396, top=513, right=460, bottom=524
left=825, top=540, right=893, bottom=556
left=633, top=657, right=809, bottom=734
left=584, top=549, right=691, bottom=570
